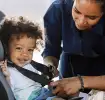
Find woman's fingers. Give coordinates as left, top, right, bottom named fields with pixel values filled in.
left=50, top=81, right=59, bottom=87
left=50, top=77, right=81, bottom=98
left=52, top=85, right=61, bottom=94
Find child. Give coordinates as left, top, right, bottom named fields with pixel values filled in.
left=0, top=16, right=55, bottom=100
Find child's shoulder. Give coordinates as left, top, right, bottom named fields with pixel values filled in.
left=23, top=63, right=39, bottom=74
left=8, top=67, right=19, bottom=76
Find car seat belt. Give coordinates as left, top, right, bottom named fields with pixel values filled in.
left=30, top=60, right=54, bottom=80
left=7, top=60, right=54, bottom=86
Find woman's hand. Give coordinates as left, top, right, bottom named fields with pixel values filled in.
left=44, top=56, right=59, bottom=77
left=50, top=77, right=81, bottom=98
left=48, top=64, right=59, bottom=78
left=0, top=60, right=10, bottom=85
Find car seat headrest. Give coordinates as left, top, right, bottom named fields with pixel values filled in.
left=0, top=41, right=4, bottom=61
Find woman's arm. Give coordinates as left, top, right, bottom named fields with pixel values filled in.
left=50, top=75, right=105, bottom=97
left=42, top=1, right=62, bottom=65
left=83, top=75, right=105, bottom=90
left=42, top=1, right=63, bottom=76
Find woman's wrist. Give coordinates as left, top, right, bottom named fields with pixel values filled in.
left=82, top=76, right=89, bottom=89
left=77, top=74, right=84, bottom=92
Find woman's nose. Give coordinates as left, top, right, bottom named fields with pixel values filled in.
left=79, top=15, right=87, bottom=25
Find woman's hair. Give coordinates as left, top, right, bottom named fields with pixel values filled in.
left=95, top=0, right=105, bottom=12
left=0, top=16, right=43, bottom=51
left=72, top=0, right=105, bottom=12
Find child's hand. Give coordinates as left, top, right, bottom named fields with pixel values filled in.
left=0, top=60, right=10, bottom=85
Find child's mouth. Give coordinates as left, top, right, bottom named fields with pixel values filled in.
left=18, top=59, right=29, bottom=65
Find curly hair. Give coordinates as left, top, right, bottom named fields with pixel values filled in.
left=0, top=16, right=43, bottom=51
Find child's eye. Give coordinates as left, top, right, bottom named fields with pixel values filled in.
left=28, top=49, right=34, bottom=53
left=16, top=47, right=22, bottom=51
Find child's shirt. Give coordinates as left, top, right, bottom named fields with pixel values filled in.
left=8, top=63, right=42, bottom=100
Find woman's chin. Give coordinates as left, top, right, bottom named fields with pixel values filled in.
left=76, top=24, right=88, bottom=30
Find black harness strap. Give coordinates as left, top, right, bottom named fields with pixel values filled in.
left=30, top=60, right=53, bottom=79
left=7, top=60, right=53, bottom=86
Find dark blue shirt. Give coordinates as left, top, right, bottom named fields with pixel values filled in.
left=42, top=0, right=105, bottom=81
left=42, top=0, right=105, bottom=59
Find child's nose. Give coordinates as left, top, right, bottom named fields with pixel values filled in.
left=23, top=53, right=28, bottom=57
left=22, top=50, right=29, bottom=57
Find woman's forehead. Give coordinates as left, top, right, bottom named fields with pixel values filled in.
left=75, top=0, right=103, bottom=3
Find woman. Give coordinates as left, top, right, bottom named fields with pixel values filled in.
left=42, top=0, right=105, bottom=98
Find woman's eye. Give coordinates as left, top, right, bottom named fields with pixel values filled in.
left=88, top=17, right=97, bottom=20
left=74, top=9, right=81, bottom=14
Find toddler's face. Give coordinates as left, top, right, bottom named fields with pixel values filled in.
left=9, top=35, right=36, bottom=67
